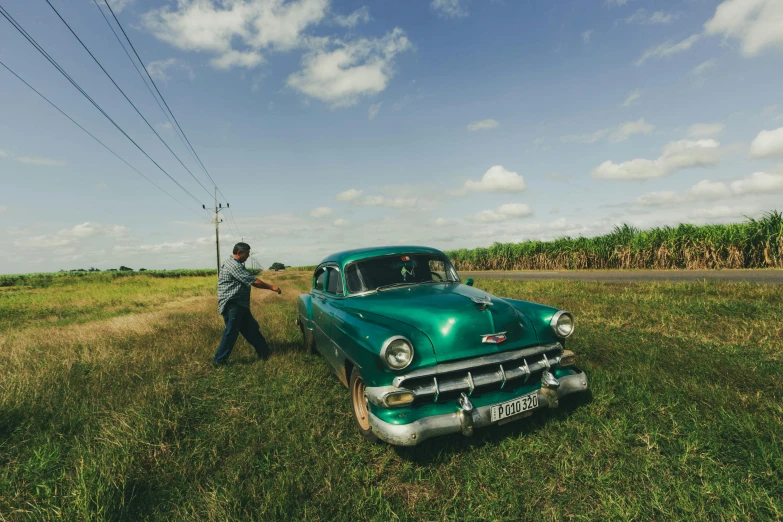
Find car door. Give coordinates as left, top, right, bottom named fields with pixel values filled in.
left=311, top=266, right=331, bottom=356
left=317, top=265, right=345, bottom=373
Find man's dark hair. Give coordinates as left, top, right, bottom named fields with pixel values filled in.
left=233, top=242, right=251, bottom=255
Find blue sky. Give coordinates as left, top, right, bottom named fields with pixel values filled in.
left=1, top=0, right=782, bottom=273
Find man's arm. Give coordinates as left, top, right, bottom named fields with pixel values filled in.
left=252, top=279, right=281, bottom=294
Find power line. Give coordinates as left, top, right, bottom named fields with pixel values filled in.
left=0, top=59, right=205, bottom=219
left=43, top=0, right=215, bottom=200
left=90, top=0, right=204, bottom=182
left=99, top=0, right=246, bottom=240
left=0, top=4, right=205, bottom=207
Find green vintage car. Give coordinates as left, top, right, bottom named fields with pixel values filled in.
left=296, top=246, right=589, bottom=446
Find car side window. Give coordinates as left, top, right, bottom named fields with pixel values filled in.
left=428, top=260, right=447, bottom=281
left=314, top=267, right=326, bottom=292
left=326, top=267, right=343, bottom=295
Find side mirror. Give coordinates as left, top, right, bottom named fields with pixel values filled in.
left=465, top=278, right=474, bottom=287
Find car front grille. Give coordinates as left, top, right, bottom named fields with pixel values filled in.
left=392, top=343, right=563, bottom=403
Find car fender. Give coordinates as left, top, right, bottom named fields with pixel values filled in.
left=503, top=298, right=562, bottom=345
left=297, top=293, right=314, bottom=326
left=330, top=308, right=436, bottom=387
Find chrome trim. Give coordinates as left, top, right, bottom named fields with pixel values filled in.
left=541, top=371, right=559, bottom=389
left=393, top=343, right=561, bottom=387
left=380, top=335, right=414, bottom=371
left=368, top=372, right=590, bottom=446
left=550, top=310, right=574, bottom=338
left=373, top=344, right=564, bottom=404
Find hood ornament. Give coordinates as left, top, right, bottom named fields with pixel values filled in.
left=472, top=295, right=493, bottom=310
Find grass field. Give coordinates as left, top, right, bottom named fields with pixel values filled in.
left=1, top=272, right=781, bottom=521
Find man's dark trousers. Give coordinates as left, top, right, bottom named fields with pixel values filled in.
left=214, top=303, right=270, bottom=364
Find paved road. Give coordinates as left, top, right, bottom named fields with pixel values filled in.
left=460, top=269, right=783, bottom=285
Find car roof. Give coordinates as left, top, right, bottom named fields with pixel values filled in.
left=319, top=245, right=447, bottom=268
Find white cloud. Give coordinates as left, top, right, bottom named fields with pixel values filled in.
left=309, top=206, right=333, bottom=217
left=648, top=11, right=678, bottom=24
left=146, top=58, right=195, bottom=82
left=143, top=0, right=329, bottom=69
left=333, top=6, right=370, bottom=27
left=333, top=218, right=349, bottom=227
left=582, top=30, right=594, bottom=43
left=467, top=119, right=499, bottom=131
left=623, top=89, right=641, bottom=107
left=730, top=171, right=783, bottom=194
left=474, top=203, right=533, bottom=223
left=605, top=0, right=629, bottom=7
left=692, top=58, right=717, bottom=75
left=704, top=0, right=783, bottom=57
left=286, top=28, right=413, bottom=107
left=22, top=222, right=130, bottom=249
left=0, top=149, right=8, bottom=158
left=749, top=127, right=783, bottom=158
left=354, top=196, right=419, bottom=208
left=431, top=0, right=467, bottom=18
left=532, top=137, right=549, bottom=151
left=689, top=179, right=733, bottom=199
left=155, top=121, right=174, bottom=133
left=689, top=122, right=725, bottom=138
left=561, top=118, right=653, bottom=144
left=211, top=49, right=264, bottom=69
left=457, top=165, right=527, bottom=195
left=335, top=188, right=363, bottom=201
left=634, top=180, right=729, bottom=207
left=633, top=190, right=681, bottom=207
left=15, top=156, right=66, bottom=167
left=635, top=172, right=783, bottom=206
left=635, top=34, right=700, bottom=66
left=609, top=118, right=654, bottom=142
left=592, top=139, right=721, bottom=180
left=0, top=205, right=7, bottom=213
left=368, top=102, right=382, bottom=120
left=624, top=9, right=679, bottom=25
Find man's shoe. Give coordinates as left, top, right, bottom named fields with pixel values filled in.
left=212, top=360, right=228, bottom=368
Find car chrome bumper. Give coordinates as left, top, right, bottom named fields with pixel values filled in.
left=367, top=371, right=589, bottom=446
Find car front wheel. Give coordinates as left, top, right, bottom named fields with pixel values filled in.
left=349, top=369, right=379, bottom=442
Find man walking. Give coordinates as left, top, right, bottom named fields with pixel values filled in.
left=214, top=242, right=281, bottom=365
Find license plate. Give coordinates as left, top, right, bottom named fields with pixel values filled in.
left=491, top=392, right=539, bottom=422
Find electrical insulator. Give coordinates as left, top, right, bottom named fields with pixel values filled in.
left=227, top=203, right=230, bottom=208
left=219, top=203, right=222, bottom=208
left=202, top=204, right=206, bottom=209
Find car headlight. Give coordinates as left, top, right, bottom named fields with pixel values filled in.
left=550, top=311, right=574, bottom=338
left=381, top=336, right=414, bottom=370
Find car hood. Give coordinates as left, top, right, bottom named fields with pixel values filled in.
left=342, top=283, right=540, bottom=363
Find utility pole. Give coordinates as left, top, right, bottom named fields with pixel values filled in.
left=203, top=187, right=226, bottom=274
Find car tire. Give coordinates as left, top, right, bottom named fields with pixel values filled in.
left=349, top=369, right=379, bottom=443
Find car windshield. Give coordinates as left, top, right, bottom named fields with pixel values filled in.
left=344, top=253, right=459, bottom=294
